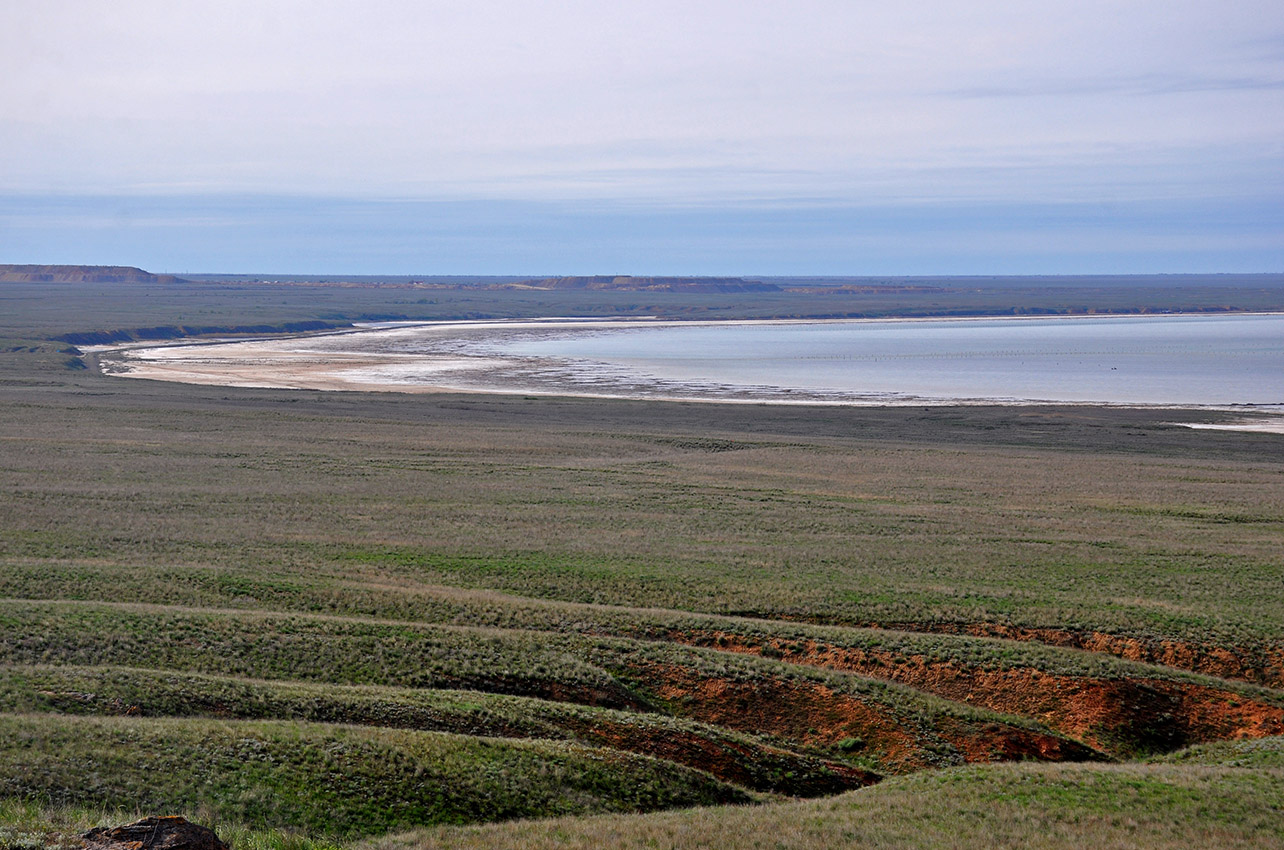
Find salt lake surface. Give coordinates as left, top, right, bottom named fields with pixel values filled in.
left=465, top=313, right=1284, bottom=406
left=107, top=313, right=1284, bottom=408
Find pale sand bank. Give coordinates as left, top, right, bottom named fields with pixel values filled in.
left=1174, top=420, right=1284, bottom=435
left=91, top=320, right=939, bottom=405
left=94, top=338, right=498, bottom=395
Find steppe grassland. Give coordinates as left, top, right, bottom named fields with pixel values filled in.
left=2, top=391, right=1281, bottom=644
left=2, top=277, right=1283, bottom=846
left=367, top=760, right=1284, bottom=850
left=7, top=755, right=1283, bottom=850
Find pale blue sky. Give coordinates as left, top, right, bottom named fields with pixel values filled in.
left=2, top=1, right=1281, bottom=274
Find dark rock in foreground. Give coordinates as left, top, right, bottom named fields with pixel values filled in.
left=82, top=816, right=229, bottom=850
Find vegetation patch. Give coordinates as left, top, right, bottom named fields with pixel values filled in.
left=0, top=714, right=747, bottom=838
left=368, top=762, right=1284, bottom=850
left=0, top=665, right=873, bottom=797
left=1150, top=735, right=1284, bottom=769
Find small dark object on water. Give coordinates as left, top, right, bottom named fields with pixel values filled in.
left=82, top=816, right=229, bottom=850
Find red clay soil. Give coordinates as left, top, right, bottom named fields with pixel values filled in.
left=622, top=659, right=1099, bottom=774
left=871, top=622, right=1284, bottom=690
left=934, top=716, right=1093, bottom=764
left=670, top=631, right=1284, bottom=756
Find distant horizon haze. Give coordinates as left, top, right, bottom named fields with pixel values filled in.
left=5, top=193, right=1281, bottom=277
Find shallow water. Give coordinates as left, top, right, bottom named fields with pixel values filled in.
left=475, top=314, right=1284, bottom=406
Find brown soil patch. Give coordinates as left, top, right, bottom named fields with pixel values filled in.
left=934, top=716, right=1093, bottom=764
left=875, top=622, right=1284, bottom=690
left=673, top=631, right=1284, bottom=756
left=622, top=659, right=1098, bottom=774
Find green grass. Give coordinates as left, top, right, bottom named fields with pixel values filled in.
left=0, top=599, right=1023, bottom=715
left=1, top=391, right=1279, bottom=649
left=1150, top=736, right=1284, bottom=769
left=0, top=601, right=1099, bottom=773
left=6, top=759, right=1283, bottom=850
left=3, top=560, right=1279, bottom=696
left=0, top=799, right=344, bottom=850
left=0, top=601, right=637, bottom=706
left=367, top=761, right=1284, bottom=850
left=0, top=664, right=871, bottom=797
left=0, top=714, right=747, bottom=838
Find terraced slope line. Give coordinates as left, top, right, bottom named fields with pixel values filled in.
left=6, top=561, right=1281, bottom=685
left=616, top=658, right=1098, bottom=773
left=0, top=664, right=878, bottom=797
left=190, top=577, right=1278, bottom=758
left=10, top=591, right=1282, bottom=762
left=0, top=714, right=749, bottom=837
left=0, top=600, right=1100, bottom=776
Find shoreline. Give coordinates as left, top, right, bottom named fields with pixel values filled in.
left=87, top=315, right=1284, bottom=431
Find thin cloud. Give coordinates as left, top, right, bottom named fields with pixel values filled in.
left=940, top=73, right=1284, bottom=99
left=2, top=1, right=1281, bottom=271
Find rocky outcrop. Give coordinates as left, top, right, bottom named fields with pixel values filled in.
left=82, top=817, right=229, bottom=850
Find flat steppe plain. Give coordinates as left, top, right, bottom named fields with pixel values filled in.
left=1, top=276, right=1281, bottom=849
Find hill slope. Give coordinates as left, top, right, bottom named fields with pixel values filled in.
left=0, top=264, right=185, bottom=284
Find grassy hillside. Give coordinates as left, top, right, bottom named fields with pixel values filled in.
left=0, top=714, right=749, bottom=837
left=0, top=278, right=1281, bottom=845
left=367, top=759, right=1284, bottom=850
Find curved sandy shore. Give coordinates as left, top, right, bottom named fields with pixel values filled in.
left=87, top=318, right=1284, bottom=431
left=91, top=319, right=938, bottom=404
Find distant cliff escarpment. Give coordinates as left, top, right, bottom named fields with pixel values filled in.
left=510, top=276, right=781, bottom=293
left=0, top=264, right=186, bottom=284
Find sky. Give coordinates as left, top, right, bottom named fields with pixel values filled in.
left=2, top=0, right=1282, bottom=275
